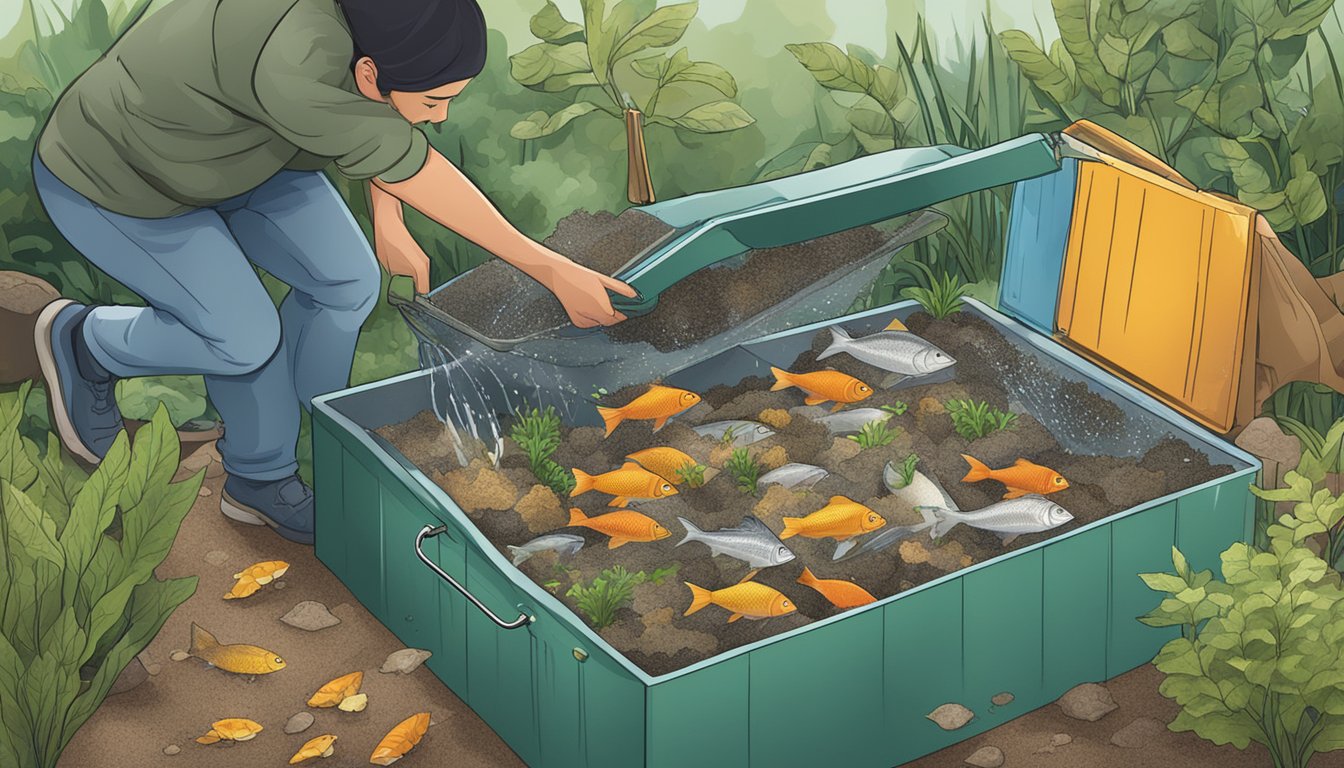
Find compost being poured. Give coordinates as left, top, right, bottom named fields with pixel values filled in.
left=377, top=308, right=1235, bottom=676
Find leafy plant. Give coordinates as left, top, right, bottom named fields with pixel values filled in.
left=673, top=461, right=706, bottom=488
left=903, top=271, right=969, bottom=319
left=945, top=399, right=1018, bottom=441
left=114, top=375, right=209, bottom=427
left=1140, top=528, right=1344, bottom=766
left=0, top=383, right=198, bottom=768
left=1253, top=469, right=1344, bottom=568
left=1275, top=416, right=1344, bottom=481
left=648, top=563, right=680, bottom=585
left=565, top=565, right=646, bottom=629
left=881, top=401, right=909, bottom=416
left=847, top=419, right=897, bottom=449
left=508, top=1, right=754, bottom=153
left=726, top=447, right=760, bottom=495
left=891, top=453, right=920, bottom=489
left=509, top=405, right=575, bottom=495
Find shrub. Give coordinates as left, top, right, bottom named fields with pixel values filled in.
left=509, top=405, right=574, bottom=495
left=945, top=399, right=1017, bottom=440
left=903, top=272, right=968, bottom=319
left=0, top=383, right=198, bottom=768
left=726, top=447, right=761, bottom=495
left=566, top=565, right=647, bottom=629
left=847, top=419, right=897, bottom=449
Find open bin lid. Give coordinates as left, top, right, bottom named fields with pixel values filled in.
left=1001, top=126, right=1259, bottom=434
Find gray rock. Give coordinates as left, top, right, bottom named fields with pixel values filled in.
left=1057, top=682, right=1118, bottom=722
left=163, top=745, right=180, bottom=756
left=284, top=712, right=315, bottom=734
left=1235, top=417, right=1302, bottom=467
left=965, top=746, right=1004, bottom=768
left=281, top=601, right=340, bottom=631
left=198, top=486, right=212, bottom=497
left=170, top=650, right=189, bottom=662
left=926, top=703, right=975, bottom=730
left=109, top=658, right=148, bottom=696
left=1111, top=717, right=1166, bottom=748
left=381, top=648, right=433, bottom=675
left=991, top=692, right=1014, bottom=707
left=205, top=550, right=228, bottom=566
left=1050, top=733, right=1072, bottom=747
left=274, top=580, right=287, bottom=590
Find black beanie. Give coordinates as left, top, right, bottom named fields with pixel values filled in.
left=337, top=0, right=488, bottom=93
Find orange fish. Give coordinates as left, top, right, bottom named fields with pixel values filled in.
left=797, top=567, right=877, bottom=609
left=769, top=367, right=872, bottom=412
left=781, top=496, right=885, bottom=541
left=625, top=447, right=699, bottom=483
left=572, top=464, right=678, bottom=506
left=567, top=508, right=670, bottom=549
left=961, top=454, right=1069, bottom=499
left=683, top=574, right=796, bottom=623
left=595, top=384, right=701, bottom=436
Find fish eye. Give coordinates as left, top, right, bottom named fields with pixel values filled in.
left=1054, top=476, right=1065, bottom=485
left=274, top=657, right=284, bottom=664
left=661, top=483, right=673, bottom=493
left=859, top=385, right=871, bottom=393
left=868, top=514, right=878, bottom=523
left=782, top=600, right=792, bottom=608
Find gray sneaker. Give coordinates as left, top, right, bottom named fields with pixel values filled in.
left=221, top=474, right=315, bottom=545
left=34, top=300, right=123, bottom=464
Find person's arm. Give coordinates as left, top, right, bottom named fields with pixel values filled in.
left=368, top=182, right=431, bottom=294
left=374, top=149, right=635, bottom=328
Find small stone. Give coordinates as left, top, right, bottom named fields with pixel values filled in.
left=169, top=650, right=189, bottom=662
left=143, top=662, right=161, bottom=676
left=1234, top=417, right=1302, bottom=467
left=338, top=693, right=369, bottom=712
left=1050, top=733, right=1072, bottom=747
left=927, top=703, right=974, bottom=730
left=991, top=692, right=1014, bottom=707
left=205, top=551, right=228, bottom=566
left=284, top=712, right=314, bottom=734
left=708, top=445, right=734, bottom=469
left=281, top=601, right=341, bottom=631
left=274, top=580, right=287, bottom=590
left=198, top=486, right=212, bottom=497
left=1057, top=682, right=1118, bottom=722
left=964, top=746, right=1004, bottom=768
left=109, top=658, right=149, bottom=695
left=1111, top=717, right=1166, bottom=748
left=163, top=745, right=180, bottom=756
left=381, top=648, right=432, bottom=674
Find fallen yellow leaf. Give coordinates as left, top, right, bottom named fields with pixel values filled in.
left=308, top=671, right=363, bottom=708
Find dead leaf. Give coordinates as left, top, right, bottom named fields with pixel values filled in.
left=369, top=712, right=430, bottom=765
left=308, top=671, right=363, bottom=708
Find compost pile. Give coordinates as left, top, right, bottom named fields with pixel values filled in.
left=378, top=311, right=1234, bottom=676
left=428, top=208, right=893, bottom=350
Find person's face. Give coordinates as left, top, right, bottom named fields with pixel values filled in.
left=353, top=57, right=471, bottom=126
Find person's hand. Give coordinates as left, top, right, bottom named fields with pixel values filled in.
left=375, top=231, right=431, bottom=294
left=538, top=257, right=637, bottom=328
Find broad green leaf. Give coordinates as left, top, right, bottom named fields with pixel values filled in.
left=509, top=41, right=593, bottom=88
left=510, top=101, right=601, bottom=140
left=669, top=100, right=754, bottom=133
left=869, top=65, right=904, bottom=111
left=581, top=0, right=613, bottom=83
left=1163, top=18, right=1218, bottom=60
left=1001, top=30, right=1078, bottom=105
left=668, top=60, right=738, bottom=98
left=631, top=54, right=668, bottom=80
left=60, top=430, right=129, bottom=606
left=786, top=42, right=873, bottom=94
left=1051, top=0, right=1123, bottom=105
left=537, top=72, right=601, bottom=93
left=1141, top=571, right=1189, bottom=594
left=35, top=432, right=86, bottom=535
left=608, top=2, right=697, bottom=65
left=2, top=480, right=62, bottom=569
left=119, top=403, right=179, bottom=515
left=530, top=1, right=585, bottom=44
left=1282, top=168, right=1328, bottom=226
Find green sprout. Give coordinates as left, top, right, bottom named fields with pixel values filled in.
left=892, top=453, right=920, bottom=489
left=945, top=399, right=1018, bottom=441
left=903, top=272, right=968, bottom=319
left=543, top=579, right=562, bottom=592
left=649, top=564, right=681, bottom=585
left=510, top=405, right=575, bottom=495
left=718, top=425, right=740, bottom=447
left=726, top=447, right=761, bottom=495
left=848, top=419, right=897, bottom=449
left=565, top=566, right=648, bottom=629
left=674, top=461, right=707, bottom=489
left=881, top=401, right=909, bottom=416
left=590, top=386, right=609, bottom=401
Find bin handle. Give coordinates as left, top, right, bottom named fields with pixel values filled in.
left=415, top=525, right=534, bottom=630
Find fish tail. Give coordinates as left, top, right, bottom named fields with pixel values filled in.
left=571, top=469, right=593, bottom=496
left=917, top=505, right=940, bottom=530
left=960, top=453, right=991, bottom=483
left=189, top=623, right=217, bottom=657
left=798, top=567, right=818, bottom=587
left=507, top=546, right=531, bottom=566
left=780, top=517, right=801, bottom=539
left=769, top=367, right=794, bottom=392
left=922, top=506, right=960, bottom=539
left=675, top=517, right=702, bottom=548
left=818, top=326, right=851, bottom=360
left=567, top=507, right=589, bottom=528
left=684, top=582, right=713, bottom=616
left=595, top=405, right=625, bottom=437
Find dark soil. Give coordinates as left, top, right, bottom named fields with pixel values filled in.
left=427, top=207, right=894, bottom=351
left=378, top=312, right=1235, bottom=677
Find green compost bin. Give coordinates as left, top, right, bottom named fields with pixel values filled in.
left=311, top=294, right=1258, bottom=768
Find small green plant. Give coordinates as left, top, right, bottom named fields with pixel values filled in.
left=590, top=386, right=609, bottom=401
left=903, top=272, right=968, bottom=319
left=847, top=419, right=897, bottom=449
left=649, top=564, right=681, bottom=585
left=1252, top=469, right=1344, bottom=568
left=891, top=453, right=920, bottom=489
left=726, top=447, right=761, bottom=495
left=543, top=579, right=562, bottom=592
left=510, top=405, right=574, bottom=495
left=881, top=401, right=908, bottom=416
left=945, top=399, right=1018, bottom=440
left=673, top=461, right=707, bottom=489
left=718, top=425, right=740, bottom=447
left=565, top=565, right=648, bottom=629
left=0, top=383, right=199, bottom=768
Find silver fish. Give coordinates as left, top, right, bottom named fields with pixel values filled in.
left=834, top=508, right=938, bottom=561
left=816, top=407, right=895, bottom=435
left=921, top=495, right=1073, bottom=545
left=676, top=515, right=795, bottom=568
left=831, top=463, right=961, bottom=560
left=691, top=420, right=776, bottom=446
left=507, top=534, right=585, bottom=565
left=818, top=326, right=955, bottom=386
left=759, top=462, right=830, bottom=489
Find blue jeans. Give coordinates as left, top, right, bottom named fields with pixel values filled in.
left=33, top=156, right=379, bottom=481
